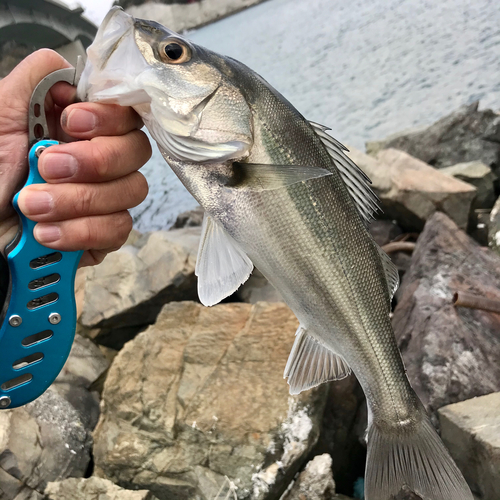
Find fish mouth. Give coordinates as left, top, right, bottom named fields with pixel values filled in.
left=94, top=7, right=134, bottom=71
left=77, top=7, right=149, bottom=103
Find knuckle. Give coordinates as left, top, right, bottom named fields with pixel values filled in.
left=74, top=184, right=94, bottom=216
left=90, top=139, right=114, bottom=179
left=125, top=172, right=149, bottom=206
left=115, top=211, right=133, bottom=242
left=80, top=217, right=97, bottom=247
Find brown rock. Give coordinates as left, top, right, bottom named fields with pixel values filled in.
left=78, top=228, right=200, bottom=349
left=392, top=212, right=500, bottom=423
left=347, top=147, right=476, bottom=230
left=45, top=477, right=159, bottom=500
left=93, top=301, right=327, bottom=500
left=282, top=454, right=337, bottom=500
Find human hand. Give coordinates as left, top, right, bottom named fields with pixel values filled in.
left=0, top=49, right=151, bottom=267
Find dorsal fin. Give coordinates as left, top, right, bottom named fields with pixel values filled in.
left=284, top=326, right=351, bottom=395
left=309, top=121, right=381, bottom=224
left=377, top=246, right=399, bottom=302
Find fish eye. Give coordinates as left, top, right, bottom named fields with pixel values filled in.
left=160, top=40, right=191, bottom=64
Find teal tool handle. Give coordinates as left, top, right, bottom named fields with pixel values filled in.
left=0, top=140, right=83, bottom=409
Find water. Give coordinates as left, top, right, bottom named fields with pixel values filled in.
left=130, top=0, right=500, bottom=232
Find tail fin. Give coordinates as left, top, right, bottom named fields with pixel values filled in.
left=365, top=413, right=473, bottom=500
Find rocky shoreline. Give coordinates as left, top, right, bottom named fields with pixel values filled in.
left=1, top=101, right=499, bottom=500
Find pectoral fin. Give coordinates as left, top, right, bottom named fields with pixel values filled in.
left=284, top=326, right=351, bottom=395
left=232, top=162, right=332, bottom=191
left=195, top=214, right=253, bottom=307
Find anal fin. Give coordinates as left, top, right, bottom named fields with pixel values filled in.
left=284, top=326, right=351, bottom=395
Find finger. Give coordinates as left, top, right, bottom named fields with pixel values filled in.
left=38, top=130, right=152, bottom=183
left=33, top=211, right=133, bottom=251
left=18, top=171, right=148, bottom=222
left=61, top=102, right=143, bottom=139
left=79, top=248, right=116, bottom=268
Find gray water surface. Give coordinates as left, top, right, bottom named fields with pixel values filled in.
left=131, top=0, right=500, bottom=232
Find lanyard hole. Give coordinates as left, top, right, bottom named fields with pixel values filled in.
left=27, top=292, right=58, bottom=310
left=28, top=273, right=60, bottom=290
left=1, top=373, right=33, bottom=391
left=22, top=330, right=53, bottom=347
left=13, top=353, right=44, bottom=370
left=30, top=252, right=62, bottom=269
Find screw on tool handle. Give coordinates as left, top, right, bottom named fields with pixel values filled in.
left=0, top=141, right=82, bottom=408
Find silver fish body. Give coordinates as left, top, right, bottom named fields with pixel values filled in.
left=78, top=8, right=473, bottom=500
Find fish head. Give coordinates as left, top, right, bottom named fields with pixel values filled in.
left=78, top=7, right=252, bottom=163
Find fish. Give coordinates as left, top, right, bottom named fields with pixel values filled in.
left=77, top=8, right=474, bottom=500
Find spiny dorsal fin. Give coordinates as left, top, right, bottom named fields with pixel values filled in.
left=284, top=326, right=351, bottom=395
left=196, top=214, right=253, bottom=306
left=377, top=246, right=399, bottom=302
left=309, top=121, right=380, bottom=224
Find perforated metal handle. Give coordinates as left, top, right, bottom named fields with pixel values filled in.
left=0, top=141, right=82, bottom=408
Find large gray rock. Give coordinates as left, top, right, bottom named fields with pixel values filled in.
left=93, top=301, right=327, bottom=500
left=0, top=389, right=92, bottom=500
left=52, top=334, right=109, bottom=429
left=78, top=228, right=200, bottom=349
left=392, top=212, right=500, bottom=423
left=282, top=454, right=352, bottom=500
left=45, top=477, right=159, bottom=500
left=489, top=196, right=500, bottom=255
left=347, top=147, right=476, bottom=230
left=365, top=102, right=500, bottom=175
left=440, top=161, right=496, bottom=209
left=439, top=393, right=500, bottom=500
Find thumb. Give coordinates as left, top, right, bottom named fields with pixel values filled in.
left=2, top=49, right=72, bottom=113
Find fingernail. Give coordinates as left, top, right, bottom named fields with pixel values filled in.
left=65, top=109, right=97, bottom=133
left=34, top=224, right=61, bottom=244
left=23, top=191, right=53, bottom=215
left=41, top=153, right=78, bottom=179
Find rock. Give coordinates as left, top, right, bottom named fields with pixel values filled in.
left=368, top=220, right=403, bottom=247
left=173, top=205, right=204, bottom=228
left=238, top=268, right=283, bottom=303
left=93, top=301, right=327, bottom=500
left=0, top=389, right=92, bottom=500
left=282, top=454, right=348, bottom=500
left=439, top=392, right=500, bottom=500
left=440, top=161, right=496, bottom=210
left=313, top=377, right=366, bottom=494
left=45, top=477, right=159, bottom=500
left=489, top=196, right=500, bottom=255
left=392, top=212, right=500, bottom=423
left=347, top=147, right=476, bottom=230
left=51, top=334, right=109, bottom=429
left=365, top=102, right=500, bottom=176
left=78, top=228, right=200, bottom=349
left=123, top=0, right=266, bottom=32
